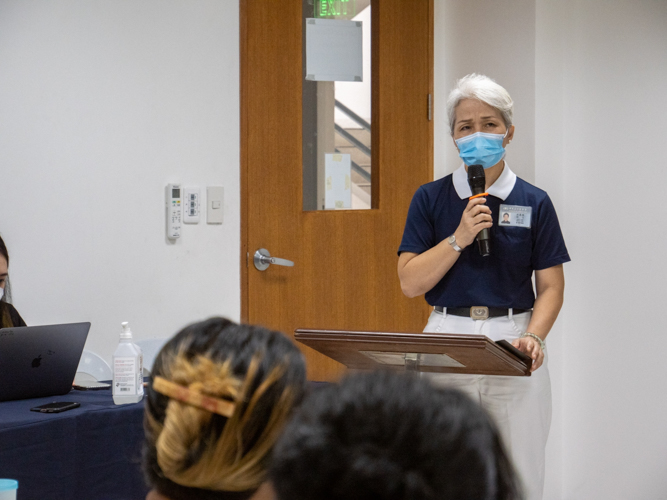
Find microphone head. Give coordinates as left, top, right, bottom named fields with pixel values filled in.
left=467, top=164, right=486, bottom=191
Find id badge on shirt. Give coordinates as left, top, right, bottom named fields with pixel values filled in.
left=499, top=204, right=532, bottom=228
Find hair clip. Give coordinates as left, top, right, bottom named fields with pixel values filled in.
left=152, top=376, right=236, bottom=418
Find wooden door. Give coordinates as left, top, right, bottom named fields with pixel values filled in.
left=241, top=0, right=433, bottom=381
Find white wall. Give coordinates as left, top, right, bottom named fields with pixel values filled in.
left=0, top=0, right=241, bottom=365
left=534, top=1, right=568, bottom=497
left=538, top=1, right=667, bottom=498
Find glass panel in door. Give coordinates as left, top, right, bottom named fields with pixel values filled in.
left=302, top=0, right=372, bottom=210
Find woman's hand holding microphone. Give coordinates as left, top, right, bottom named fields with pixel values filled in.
left=453, top=197, right=494, bottom=250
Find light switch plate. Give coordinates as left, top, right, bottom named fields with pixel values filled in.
left=183, top=187, right=200, bottom=224
left=207, top=186, right=224, bottom=224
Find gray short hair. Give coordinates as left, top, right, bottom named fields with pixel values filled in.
left=446, top=74, right=514, bottom=135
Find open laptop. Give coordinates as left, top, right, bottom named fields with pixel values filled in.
left=0, top=322, right=91, bottom=402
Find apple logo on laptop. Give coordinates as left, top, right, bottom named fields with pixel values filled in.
left=32, top=355, right=42, bottom=368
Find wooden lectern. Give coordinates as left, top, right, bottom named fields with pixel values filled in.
left=295, top=329, right=532, bottom=376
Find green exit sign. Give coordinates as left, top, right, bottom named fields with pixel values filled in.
left=315, top=0, right=356, bottom=18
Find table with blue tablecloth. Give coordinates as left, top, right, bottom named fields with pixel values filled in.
left=0, top=387, right=148, bottom=500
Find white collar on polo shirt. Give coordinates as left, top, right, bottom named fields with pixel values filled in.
left=452, top=161, right=517, bottom=201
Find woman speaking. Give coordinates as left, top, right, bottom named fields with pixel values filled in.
left=0, top=235, right=26, bottom=328
left=398, top=74, right=569, bottom=500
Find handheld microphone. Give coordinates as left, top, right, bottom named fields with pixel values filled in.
left=467, top=164, right=491, bottom=256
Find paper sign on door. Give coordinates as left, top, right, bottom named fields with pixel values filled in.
left=325, top=153, right=351, bottom=209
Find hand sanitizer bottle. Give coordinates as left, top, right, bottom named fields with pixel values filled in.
left=112, top=322, right=144, bottom=405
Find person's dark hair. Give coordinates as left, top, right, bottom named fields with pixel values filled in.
left=143, top=317, right=307, bottom=500
left=0, top=234, right=8, bottom=268
left=0, top=234, right=21, bottom=328
left=270, top=371, right=522, bottom=500
left=0, top=234, right=10, bottom=303
left=503, top=213, right=510, bottom=218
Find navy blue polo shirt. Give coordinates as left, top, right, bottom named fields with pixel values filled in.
left=398, top=163, right=570, bottom=309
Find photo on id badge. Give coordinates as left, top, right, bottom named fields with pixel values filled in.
left=498, top=204, right=532, bottom=228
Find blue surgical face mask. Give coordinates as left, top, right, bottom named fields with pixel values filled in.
left=455, top=130, right=508, bottom=169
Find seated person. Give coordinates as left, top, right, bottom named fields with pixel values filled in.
left=270, top=371, right=522, bottom=500
left=143, top=317, right=307, bottom=500
left=0, top=235, right=26, bottom=328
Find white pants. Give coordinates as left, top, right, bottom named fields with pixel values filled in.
left=423, top=309, right=551, bottom=500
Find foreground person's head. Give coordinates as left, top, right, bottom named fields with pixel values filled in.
left=0, top=234, right=10, bottom=300
left=270, top=370, right=522, bottom=500
left=143, top=317, right=307, bottom=500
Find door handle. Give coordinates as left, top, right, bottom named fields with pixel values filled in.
left=253, top=248, right=295, bottom=271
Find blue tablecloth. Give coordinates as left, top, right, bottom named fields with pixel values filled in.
left=0, top=386, right=148, bottom=500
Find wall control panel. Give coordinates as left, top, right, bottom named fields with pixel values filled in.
left=183, top=187, right=200, bottom=224
left=207, top=186, right=224, bottom=224
left=166, top=184, right=182, bottom=239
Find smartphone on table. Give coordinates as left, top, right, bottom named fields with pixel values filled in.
left=30, top=402, right=81, bottom=413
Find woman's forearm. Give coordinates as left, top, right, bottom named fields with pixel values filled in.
left=398, top=197, right=494, bottom=298
left=398, top=241, right=461, bottom=298
left=525, top=265, right=565, bottom=340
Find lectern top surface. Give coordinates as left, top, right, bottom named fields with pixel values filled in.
left=294, top=328, right=531, bottom=377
